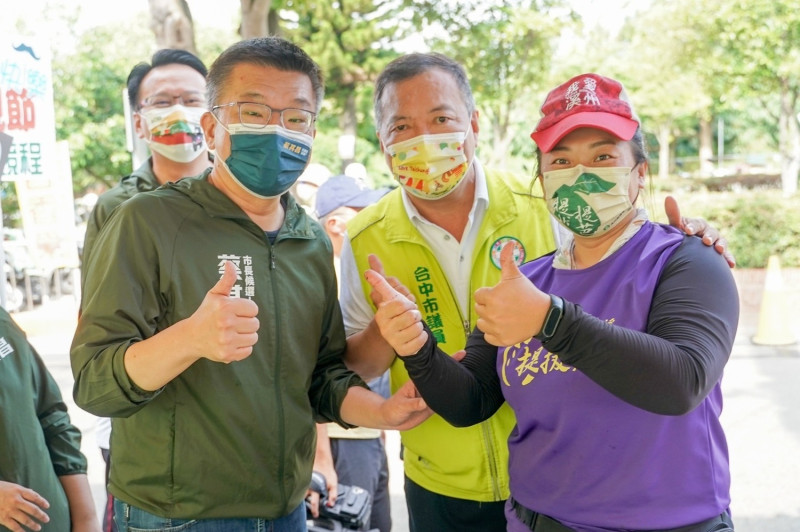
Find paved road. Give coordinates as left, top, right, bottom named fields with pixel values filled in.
left=13, top=293, right=800, bottom=531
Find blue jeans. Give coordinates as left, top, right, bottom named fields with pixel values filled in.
left=113, top=499, right=307, bottom=532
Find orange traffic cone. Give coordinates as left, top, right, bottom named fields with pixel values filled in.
left=752, top=255, right=797, bottom=346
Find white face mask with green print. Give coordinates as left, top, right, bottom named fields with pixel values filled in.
left=543, top=164, right=635, bottom=238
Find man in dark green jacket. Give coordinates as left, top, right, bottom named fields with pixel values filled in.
left=71, top=37, right=428, bottom=531
left=0, top=307, right=98, bottom=532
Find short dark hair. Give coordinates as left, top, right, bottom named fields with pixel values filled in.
left=206, top=37, right=324, bottom=113
left=373, top=53, right=476, bottom=132
left=127, top=49, right=208, bottom=110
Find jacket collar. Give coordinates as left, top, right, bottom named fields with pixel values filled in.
left=117, top=158, right=160, bottom=194
left=164, top=169, right=318, bottom=240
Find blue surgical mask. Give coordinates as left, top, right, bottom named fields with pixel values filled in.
left=216, top=122, right=313, bottom=199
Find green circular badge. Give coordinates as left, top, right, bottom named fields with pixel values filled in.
left=490, top=237, right=525, bottom=270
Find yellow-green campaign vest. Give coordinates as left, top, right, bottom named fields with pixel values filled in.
left=347, top=169, right=555, bottom=501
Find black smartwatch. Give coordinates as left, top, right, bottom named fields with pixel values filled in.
left=534, top=294, right=564, bottom=342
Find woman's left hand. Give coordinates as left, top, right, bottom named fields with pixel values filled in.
left=665, top=195, right=735, bottom=267
left=474, top=243, right=551, bottom=346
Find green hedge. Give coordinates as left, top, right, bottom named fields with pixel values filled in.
left=651, top=189, right=800, bottom=268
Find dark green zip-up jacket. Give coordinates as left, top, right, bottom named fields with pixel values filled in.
left=81, top=158, right=160, bottom=292
left=1, top=308, right=87, bottom=532
left=71, top=170, right=367, bottom=520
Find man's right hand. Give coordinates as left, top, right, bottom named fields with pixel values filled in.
left=191, top=260, right=260, bottom=363
left=0, top=481, right=49, bottom=532
left=366, top=268, right=427, bottom=356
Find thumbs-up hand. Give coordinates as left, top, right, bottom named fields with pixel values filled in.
left=365, top=267, right=428, bottom=356
left=474, top=243, right=550, bottom=346
left=190, top=260, right=260, bottom=363
left=367, top=254, right=415, bottom=307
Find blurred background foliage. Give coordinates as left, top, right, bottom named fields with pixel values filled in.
left=4, top=0, right=799, bottom=267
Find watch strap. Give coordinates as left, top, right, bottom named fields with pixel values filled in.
left=534, top=294, right=564, bottom=342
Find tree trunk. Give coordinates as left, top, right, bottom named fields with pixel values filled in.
left=657, top=122, right=671, bottom=180
left=778, top=82, right=799, bottom=196
left=490, top=128, right=513, bottom=171
left=147, top=0, right=197, bottom=54
left=338, top=91, right=358, bottom=173
left=698, top=116, right=714, bottom=176
left=267, top=8, right=282, bottom=37
left=483, top=109, right=513, bottom=171
left=240, top=0, right=272, bottom=39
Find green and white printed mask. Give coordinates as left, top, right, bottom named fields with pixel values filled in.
left=543, top=164, right=635, bottom=238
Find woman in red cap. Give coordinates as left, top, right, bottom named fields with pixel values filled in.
left=368, top=73, right=738, bottom=531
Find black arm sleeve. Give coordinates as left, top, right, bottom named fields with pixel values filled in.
left=400, top=327, right=505, bottom=427
left=546, top=236, right=739, bottom=415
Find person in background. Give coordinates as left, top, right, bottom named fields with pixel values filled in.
left=369, top=72, right=737, bottom=532
left=310, top=175, right=392, bottom=532
left=81, top=48, right=211, bottom=275
left=0, top=307, right=99, bottom=532
left=337, top=53, right=735, bottom=532
left=71, top=37, right=428, bottom=531
left=291, top=162, right=332, bottom=218
left=316, top=175, right=391, bottom=274
left=79, top=48, right=210, bottom=532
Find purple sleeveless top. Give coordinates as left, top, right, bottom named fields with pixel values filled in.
left=499, top=222, right=730, bottom=531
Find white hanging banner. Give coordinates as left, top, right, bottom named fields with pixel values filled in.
left=14, top=141, right=80, bottom=270
left=1, top=38, right=79, bottom=272
left=0, top=37, right=56, bottom=180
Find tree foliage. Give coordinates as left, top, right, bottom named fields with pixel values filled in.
left=411, top=0, right=569, bottom=170
left=279, top=1, right=407, bottom=174
left=623, top=0, right=800, bottom=193
left=612, top=3, right=712, bottom=178
left=52, top=22, right=154, bottom=192
left=21, top=0, right=799, bottom=198
left=704, top=0, right=800, bottom=195
left=693, top=191, right=800, bottom=267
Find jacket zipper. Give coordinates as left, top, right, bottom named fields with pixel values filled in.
left=482, top=422, right=503, bottom=500
left=445, top=268, right=504, bottom=501
left=269, top=241, right=288, bottom=510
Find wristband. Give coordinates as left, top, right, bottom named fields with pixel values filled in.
left=534, top=294, right=564, bottom=342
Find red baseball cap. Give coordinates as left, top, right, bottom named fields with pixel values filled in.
left=530, top=73, right=640, bottom=153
